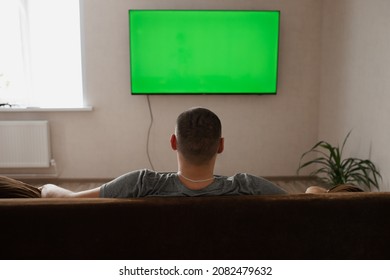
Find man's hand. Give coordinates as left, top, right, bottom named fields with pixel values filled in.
left=40, top=184, right=74, bottom=198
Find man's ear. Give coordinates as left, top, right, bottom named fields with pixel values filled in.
left=217, top=137, right=224, bottom=154
left=170, top=134, right=177, bottom=151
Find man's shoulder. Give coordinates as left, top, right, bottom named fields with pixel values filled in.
left=224, top=173, right=286, bottom=194
left=138, top=169, right=178, bottom=185
left=225, top=173, right=264, bottom=181
left=141, top=169, right=177, bottom=178
left=101, top=169, right=178, bottom=198
left=126, top=169, right=175, bottom=177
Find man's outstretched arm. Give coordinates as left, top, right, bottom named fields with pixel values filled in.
left=40, top=184, right=101, bottom=198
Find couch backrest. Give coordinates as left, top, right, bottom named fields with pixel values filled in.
left=1, top=193, right=390, bottom=259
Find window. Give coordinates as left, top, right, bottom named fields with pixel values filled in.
left=0, top=0, right=83, bottom=108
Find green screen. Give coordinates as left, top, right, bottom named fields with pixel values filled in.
left=129, top=10, right=280, bottom=95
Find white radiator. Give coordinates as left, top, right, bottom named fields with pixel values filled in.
left=0, top=121, right=51, bottom=168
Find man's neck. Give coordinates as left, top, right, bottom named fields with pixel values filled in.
left=177, top=157, right=216, bottom=190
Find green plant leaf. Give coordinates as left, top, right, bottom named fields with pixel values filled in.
left=340, top=130, right=352, bottom=155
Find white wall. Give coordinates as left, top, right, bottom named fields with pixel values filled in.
left=0, top=0, right=322, bottom=179
left=319, top=0, right=390, bottom=190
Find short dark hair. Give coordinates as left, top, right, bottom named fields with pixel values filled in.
left=176, top=107, right=222, bottom=165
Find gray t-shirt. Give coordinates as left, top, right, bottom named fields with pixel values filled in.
left=99, top=169, right=286, bottom=198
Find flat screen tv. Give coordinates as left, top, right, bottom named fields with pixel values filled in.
left=129, top=10, right=280, bottom=95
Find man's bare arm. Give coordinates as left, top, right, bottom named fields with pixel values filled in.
left=40, top=184, right=101, bottom=198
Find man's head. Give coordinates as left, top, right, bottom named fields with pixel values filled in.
left=172, top=107, right=223, bottom=166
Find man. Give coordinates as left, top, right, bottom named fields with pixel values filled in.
left=4, top=107, right=286, bottom=198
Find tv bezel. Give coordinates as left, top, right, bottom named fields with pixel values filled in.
left=129, top=9, right=281, bottom=95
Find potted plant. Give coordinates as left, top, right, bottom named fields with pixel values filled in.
left=297, top=131, right=381, bottom=191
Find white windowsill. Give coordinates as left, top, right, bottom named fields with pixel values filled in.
left=0, top=106, right=93, bottom=112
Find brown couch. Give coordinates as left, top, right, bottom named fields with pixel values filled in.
left=1, top=193, right=390, bottom=260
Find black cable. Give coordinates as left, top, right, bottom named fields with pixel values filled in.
left=146, top=95, right=155, bottom=170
